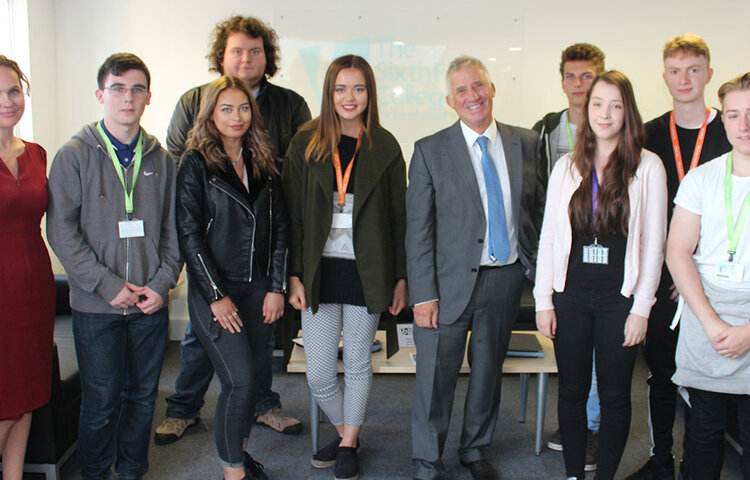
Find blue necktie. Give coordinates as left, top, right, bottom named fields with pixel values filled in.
left=477, top=135, right=510, bottom=263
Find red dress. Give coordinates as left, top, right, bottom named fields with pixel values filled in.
left=0, top=141, right=55, bottom=420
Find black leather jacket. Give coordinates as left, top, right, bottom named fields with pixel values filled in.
left=176, top=148, right=289, bottom=304
left=166, top=77, right=311, bottom=161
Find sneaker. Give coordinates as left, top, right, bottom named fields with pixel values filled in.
left=311, top=437, right=361, bottom=469
left=547, top=428, right=563, bottom=451
left=255, top=407, right=303, bottom=435
left=334, top=446, right=359, bottom=480
left=624, top=456, right=675, bottom=480
left=243, top=452, right=269, bottom=480
left=154, top=417, right=198, bottom=445
left=585, top=430, right=598, bottom=472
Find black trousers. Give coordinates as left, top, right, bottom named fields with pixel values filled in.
left=644, top=270, right=682, bottom=460
left=553, top=286, right=637, bottom=480
left=684, top=388, right=750, bottom=480
left=188, top=279, right=272, bottom=467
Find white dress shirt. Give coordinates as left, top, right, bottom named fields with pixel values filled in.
left=459, top=120, right=518, bottom=266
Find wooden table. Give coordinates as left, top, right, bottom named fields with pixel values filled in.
left=288, top=330, right=558, bottom=455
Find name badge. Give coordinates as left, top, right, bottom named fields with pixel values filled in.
left=118, top=219, right=145, bottom=238
left=716, top=261, right=743, bottom=282
left=583, top=243, right=609, bottom=265
left=331, top=213, right=353, bottom=229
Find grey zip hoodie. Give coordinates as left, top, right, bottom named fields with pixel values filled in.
left=47, top=122, right=182, bottom=314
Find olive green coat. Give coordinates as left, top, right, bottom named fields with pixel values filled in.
left=282, top=126, right=407, bottom=313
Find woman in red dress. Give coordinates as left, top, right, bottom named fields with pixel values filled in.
left=0, top=55, right=55, bottom=480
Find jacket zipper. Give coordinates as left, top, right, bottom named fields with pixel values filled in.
left=205, top=218, right=214, bottom=240
left=267, top=176, right=273, bottom=276
left=210, top=179, right=256, bottom=283
left=122, top=146, right=132, bottom=315
left=282, top=248, right=288, bottom=292
left=197, top=252, right=222, bottom=300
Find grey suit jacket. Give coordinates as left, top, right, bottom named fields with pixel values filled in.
left=405, top=120, right=546, bottom=325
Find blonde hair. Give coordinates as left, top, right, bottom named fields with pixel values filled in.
left=718, top=72, right=750, bottom=108
left=663, top=34, right=710, bottom=65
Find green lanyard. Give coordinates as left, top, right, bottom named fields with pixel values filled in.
left=724, top=152, right=750, bottom=261
left=564, top=112, right=575, bottom=151
left=96, top=121, right=143, bottom=215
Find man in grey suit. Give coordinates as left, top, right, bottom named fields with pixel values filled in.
left=406, top=56, right=546, bottom=480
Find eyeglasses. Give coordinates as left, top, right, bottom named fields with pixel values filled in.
left=105, top=85, right=148, bottom=97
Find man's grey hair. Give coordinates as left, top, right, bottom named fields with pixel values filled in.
left=445, top=55, right=492, bottom=96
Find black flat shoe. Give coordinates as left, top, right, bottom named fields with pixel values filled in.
left=243, top=451, right=269, bottom=479
left=460, top=459, right=499, bottom=480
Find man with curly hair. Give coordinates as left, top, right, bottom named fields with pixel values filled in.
left=156, top=16, right=311, bottom=453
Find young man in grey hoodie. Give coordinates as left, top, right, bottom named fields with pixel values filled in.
left=47, top=53, right=182, bottom=480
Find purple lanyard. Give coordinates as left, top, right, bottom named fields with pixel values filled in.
left=592, top=168, right=600, bottom=235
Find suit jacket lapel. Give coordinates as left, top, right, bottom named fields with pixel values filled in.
left=445, top=121, right=485, bottom=216
left=498, top=122, right=522, bottom=223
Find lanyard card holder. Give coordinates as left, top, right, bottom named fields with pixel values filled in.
left=716, top=261, right=744, bottom=282
left=583, top=239, right=609, bottom=265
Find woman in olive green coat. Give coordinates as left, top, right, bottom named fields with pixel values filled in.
left=282, top=55, right=406, bottom=480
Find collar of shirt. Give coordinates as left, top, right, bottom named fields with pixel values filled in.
left=254, top=76, right=268, bottom=100
left=101, top=120, right=140, bottom=168
left=459, top=120, right=498, bottom=151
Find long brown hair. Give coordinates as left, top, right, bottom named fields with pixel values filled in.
left=304, top=55, right=380, bottom=162
left=186, top=76, right=277, bottom=177
left=569, top=70, right=645, bottom=236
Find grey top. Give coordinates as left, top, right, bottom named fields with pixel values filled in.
left=47, top=122, right=182, bottom=314
left=673, top=278, right=750, bottom=395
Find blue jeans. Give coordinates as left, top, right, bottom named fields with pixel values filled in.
left=164, top=320, right=280, bottom=419
left=72, top=308, right=168, bottom=480
left=587, top=354, right=601, bottom=432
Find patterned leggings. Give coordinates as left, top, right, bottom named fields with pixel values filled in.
left=301, top=304, right=380, bottom=426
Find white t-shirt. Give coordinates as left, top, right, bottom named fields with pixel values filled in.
left=555, top=110, right=578, bottom=161
left=674, top=152, right=750, bottom=290
left=546, top=111, right=579, bottom=173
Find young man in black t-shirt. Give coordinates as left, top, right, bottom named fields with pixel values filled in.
left=625, top=34, right=731, bottom=480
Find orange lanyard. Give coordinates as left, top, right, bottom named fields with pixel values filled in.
left=670, top=107, right=710, bottom=183
left=332, top=130, right=363, bottom=209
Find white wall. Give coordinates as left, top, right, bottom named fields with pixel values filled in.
left=26, top=0, right=750, bottom=159
left=20, top=0, right=750, bottom=336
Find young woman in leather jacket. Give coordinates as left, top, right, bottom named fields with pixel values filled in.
left=176, top=75, right=288, bottom=480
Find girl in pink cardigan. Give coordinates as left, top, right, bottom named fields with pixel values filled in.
left=534, top=71, right=667, bottom=480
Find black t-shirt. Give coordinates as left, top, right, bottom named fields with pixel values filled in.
left=645, top=110, right=732, bottom=221
left=331, top=134, right=359, bottom=192
left=319, top=134, right=366, bottom=307
left=566, top=211, right=628, bottom=291
left=645, top=109, right=731, bottom=290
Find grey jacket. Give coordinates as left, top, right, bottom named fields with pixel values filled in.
left=47, top=122, right=182, bottom=314
left=406, top=121, right=545, bottom=324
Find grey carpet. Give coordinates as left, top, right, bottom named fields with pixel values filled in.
left=48, top=341, right=742, bottom=480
